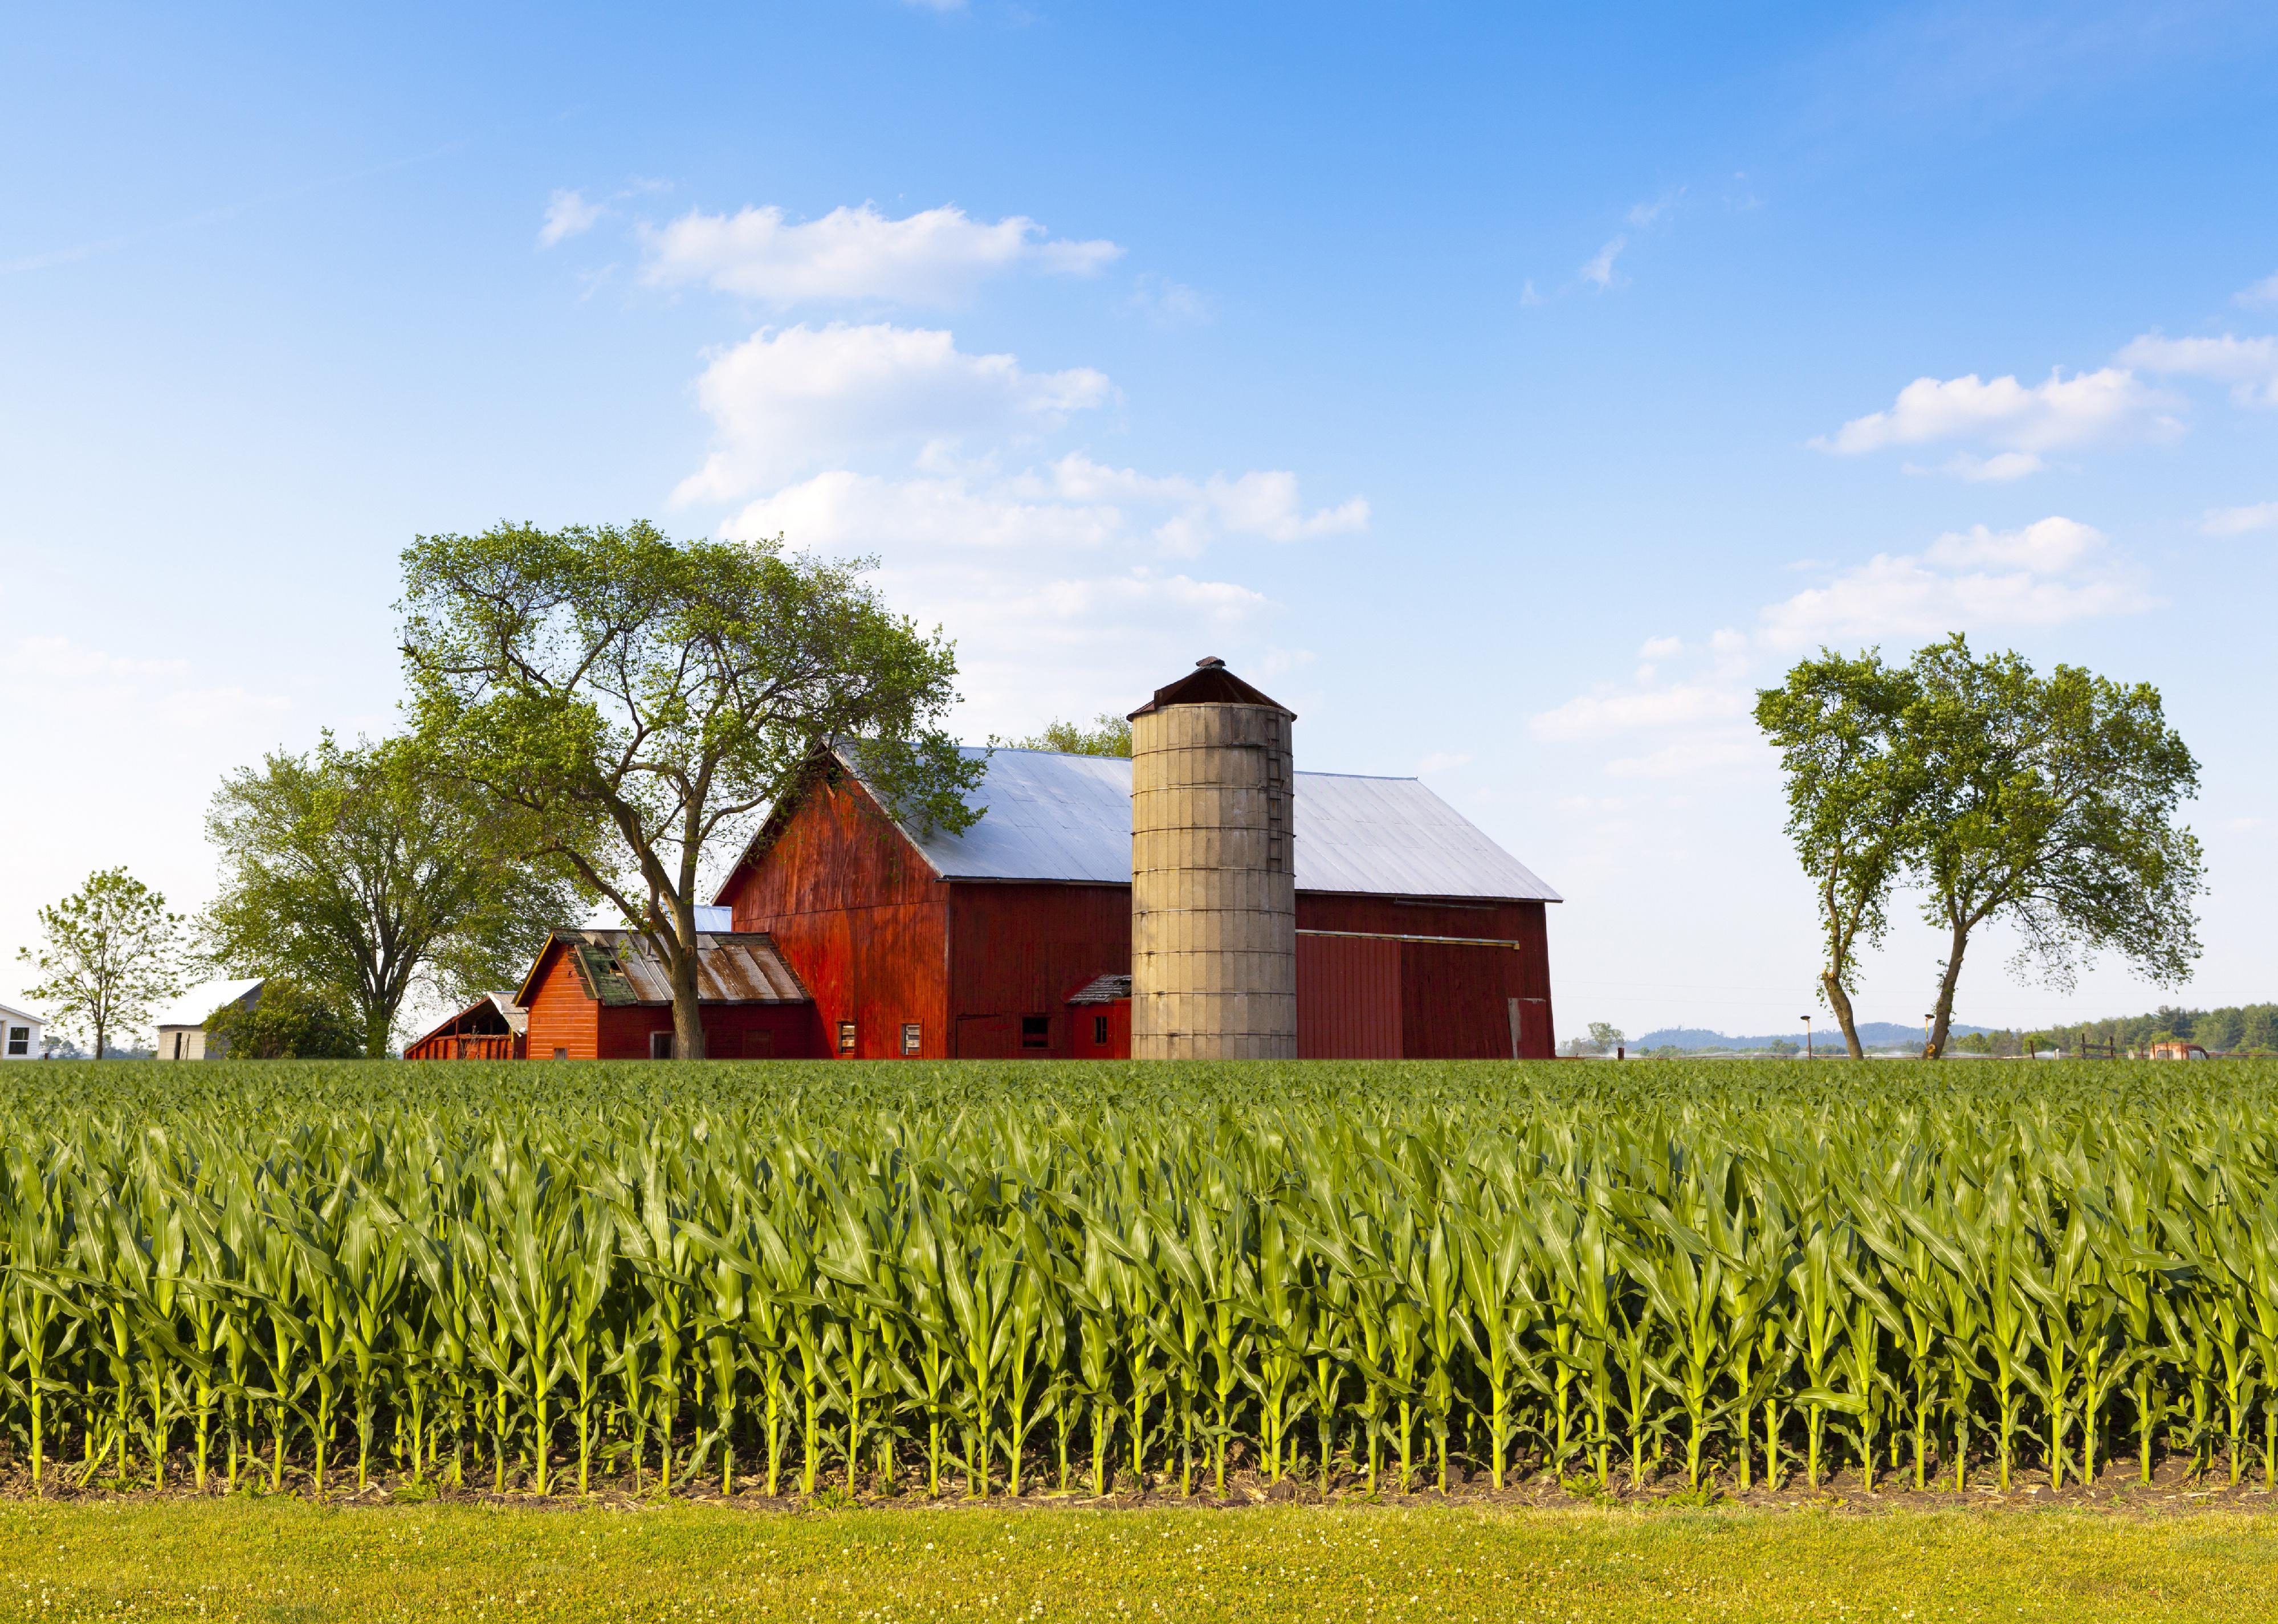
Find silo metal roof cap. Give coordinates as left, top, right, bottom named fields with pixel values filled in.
left=1127, top=656, right=1296, bottom=719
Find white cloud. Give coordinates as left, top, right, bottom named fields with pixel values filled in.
left=641, top=203, right=1122, bottom=306
left=2204, top=500, right=2278, bottom=536
left=1625, top=188, right=1685, bottom=228
left=1121, top=273, right=1210, bottom=328
left=1581, top=236, right=1625, bottom=289
left=1816, top=367, right=2170, bottom=460
left=1519, top=279, right=1543, bottom=307
left=2116, top=332, right=2278, bottom=407
left=1761, top=517, right=2143, bottom=646
left=2239, top=273, right=2278, bottom=309
left=723, top=452, right=1367, bottom=559
left=673, top=323, right=1111, bottom=502
left=1639, top=636, right=1683, bottom=659
left=1605, top=735, right=1761, bottom=778
left=539, top=189, right=604, bottom=248
left=1530, top=683, right=1750, bottom=742
left=1905, top=450, right=2048, bottom=483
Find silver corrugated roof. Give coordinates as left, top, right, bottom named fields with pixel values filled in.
left=862, top=747, right=1559, bottom=903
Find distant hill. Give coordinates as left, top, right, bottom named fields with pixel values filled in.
left=1635, top=1022, right=1992, bottom=1051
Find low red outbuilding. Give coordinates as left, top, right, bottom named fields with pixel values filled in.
left=404, top=992, right=527, bottom=1060
left=711, top=745, right=1559, bottom=1060
left=516, top=928, right=818, bottom=1060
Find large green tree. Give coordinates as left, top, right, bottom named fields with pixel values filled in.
left=205, top=977, right=365, bottom=1059
left=17, top=867, right=188, bottom=1058
left=1754, top=650, right=1921, bottom=1058
left=400, top=521, right=981, bottom=1057
left=1902, top=635, right=2203, bottom=1058
left=203, top=732, right=579, bottom=1056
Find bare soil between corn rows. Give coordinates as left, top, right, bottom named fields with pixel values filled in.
left=6, top=1451, right=2274, bottom=1517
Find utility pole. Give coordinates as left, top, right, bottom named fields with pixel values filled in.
left=1922, top=1013, right=1933, bottom=1058
left=1800, top=1014, right=1812, bottom=1060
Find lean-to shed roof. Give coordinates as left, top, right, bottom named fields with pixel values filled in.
left=824, top=746, right=1560, bottom=903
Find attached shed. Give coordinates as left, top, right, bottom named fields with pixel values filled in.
left=713, top=746, right=1559, bottom=1059
left=516, top=928, right=817, bottom=1060
left=403, top=992, right=528, bottom=1060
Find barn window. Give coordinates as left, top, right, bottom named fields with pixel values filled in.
left=649, top=1031, right=673, bottom=1060
left=902, top=1022, right=922, bottom=1056
left=838, top=1021, right=857, bottom=1054
left=1021, top=1016, right=1050, bottom=1049
left=746, top=1029, right=773, bottom=1058
left=552, top=1047, right=568, bottom=1060
left=1093, top=1014, right=1109, bottom=1047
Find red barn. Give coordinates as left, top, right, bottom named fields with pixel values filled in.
left=515, top=928, right=817, bottom=1060
left=712, top=745, right=1559, bottom=1059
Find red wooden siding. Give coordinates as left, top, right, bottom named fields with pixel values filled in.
left=1068, top=996, right=1131, bottom=1059
left=947, top=883, right=1131, bottom=1059
left=718, top=773, right=951, bottom=1059
left=1295, top=933, right=1402, bottom=1058
left=596, top=1002, right=820, bottom=1060
left=1295, top=894, right=1555, bottom=1059
left=523, top=941, right=600, bottom=1060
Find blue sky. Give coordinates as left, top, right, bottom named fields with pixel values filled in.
left=5, top=1, right=2275, bottom=1042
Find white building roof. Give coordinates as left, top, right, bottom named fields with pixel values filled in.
left=154, top=978, right=264, bottom=1030
left=845, top=746, right=1560, bottom=903
left=0, top=1003, right=46, bottom=1026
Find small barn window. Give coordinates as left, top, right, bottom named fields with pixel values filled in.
left=837, top=1021, right=857, bottom=1054
left=1021, top=1016, right=1050, bottom=1049
left=552, top=1047, right=568, bottom=1060
left=1093, top=1014, right=1109, bottom=1046
left=746, top=1029, right=773, bottom=1058
left=649, top=1031, right=673, bottom=1060
left=902, top=1022, right=922, bottom=1056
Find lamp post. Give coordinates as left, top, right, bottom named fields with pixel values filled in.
left=1923, top=1014, right=1934, bottom=1058
left=1801, top=1015, right=1812, bottom=1060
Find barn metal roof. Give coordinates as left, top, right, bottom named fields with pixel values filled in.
left=861, top=747, right=1560, bottom=903
left=524, top=929, right=811, bottom=1007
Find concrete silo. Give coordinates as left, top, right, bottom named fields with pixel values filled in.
left=1128, top=656, right=1297, bottom=1059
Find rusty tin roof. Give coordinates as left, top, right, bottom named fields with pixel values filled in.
left=527, top=928, right=811, bottom=1007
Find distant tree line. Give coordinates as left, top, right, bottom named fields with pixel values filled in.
left=2038, top=1002, right=2278, bottom=1056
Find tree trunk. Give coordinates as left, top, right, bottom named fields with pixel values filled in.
left=669, top=917, right=707, bottom=1060
left=1822, top=970, right=1865, bottom=1059
left=365, top=1008, right=394, bottom=1060
left=1926, top=916, right=1971, bottom=1059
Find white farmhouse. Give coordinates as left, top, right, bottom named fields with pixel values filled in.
left=0, top=1003, right=46, bottom=1060
left=154, top=978, right=264, bottom=1060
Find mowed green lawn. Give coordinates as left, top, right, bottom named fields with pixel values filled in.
left=3, top=1501, right=2275, bottom=1623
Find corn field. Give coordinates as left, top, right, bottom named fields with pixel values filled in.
left=4, top=1059, right=2278, bottom=1499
